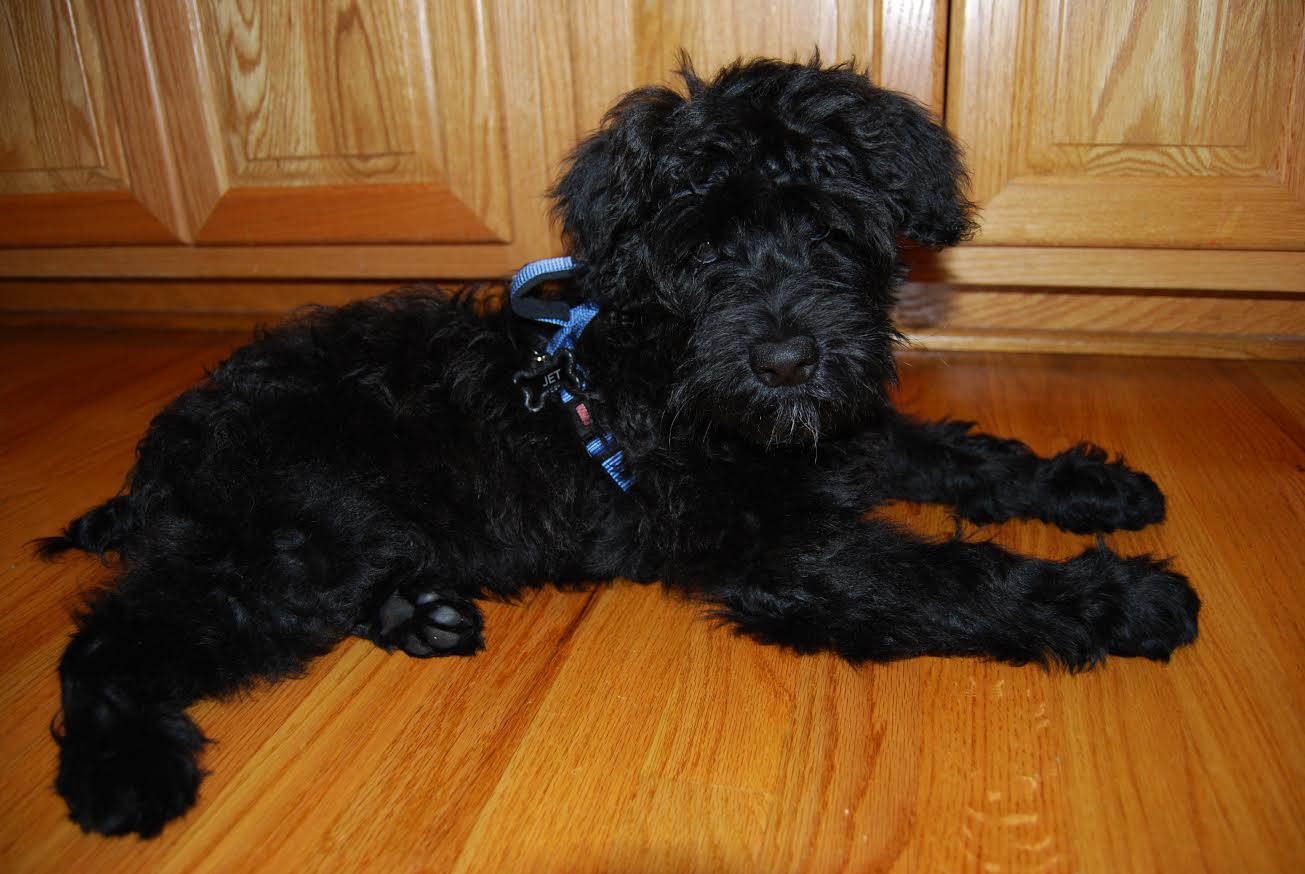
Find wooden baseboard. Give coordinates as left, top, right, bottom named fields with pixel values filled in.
left=2, top=280, right=1302, bottom=360
left=913, top=247, right=1305, bottom=293
left=2, top=245, right=1304, bottom=292
left=903, top=328, right=1305, bottom=360
left=0, top=280, right=403, bottom=313
left=0, top=309, right=269, bottom=333
left=5, top=310, right=1298, bottom=360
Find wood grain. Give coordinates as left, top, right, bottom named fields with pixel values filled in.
left=203, top=0, right=415, bottom=168
left=0, top=0, right=944, bottom=253
left=1, top=330, right=1303, bottom=872
left=878, top=0, right=948, bottom=112
left=1, top=244, right=1302, bottom=295
left=0, top=0, right=188, bottom=243
left=622, top=0, right=944, bottom=111
left=0, top=0, right=103, bottom=178
left=91, top=0, right=197, bottom=242
left=919, top=247, right=1305, bottom=293
left=5, top=0, right=1303, bottom=316
left=895, top=285, right=1305, bottom=336
left=171, top=0, right=514, bottom=244
left=0, top=0, right=944, bottom=250
left=975, top=177, right=1305, bottom=250
left=1279, top=14, right=1305, bottom=202
left=0, top=191, right=178, bottom=247
left=949, top=0, right=1305, bottom=249
left=0, top=280, right=399, bottom=314
left=903, top=327, right=1305, bottom=361
left=193, top=183, right=505, bottom=245
left=1052, top=1, right=1257, bottom=147
left=134, top=0, right=228, bottom=241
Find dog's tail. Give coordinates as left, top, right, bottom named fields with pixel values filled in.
left=35, top=496, right=136, bottom=560
left=54, top=587, right=208, bottom=837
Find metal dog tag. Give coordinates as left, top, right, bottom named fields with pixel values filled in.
left=512, top=349, right=582, bottom=413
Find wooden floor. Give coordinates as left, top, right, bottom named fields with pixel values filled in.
left=1, top=329, right=1302, bottom=874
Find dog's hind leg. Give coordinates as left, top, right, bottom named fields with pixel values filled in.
left=877, top=415, right=1166, bottom=534
left=354, top=582, right=484, bottom=657
left=55, top=568, right=350, bottom=837
left=693, top=515, right=1199, bottom=670
left=52, top=496, right=407, bottom=836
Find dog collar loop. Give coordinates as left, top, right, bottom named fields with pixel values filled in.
left=507, top=256, right=602, bottom=357
left=508, top=256, right=580, bottom=322
left=509, top=257, right=635, bottom=493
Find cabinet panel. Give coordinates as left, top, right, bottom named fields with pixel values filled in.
left=0, top=0, right=182, bottom=245
left=165, top=0, right=511, bottom=244
left=0, top=0, right=103, bottom=183
left=949, top=0, right=1305, bottom=249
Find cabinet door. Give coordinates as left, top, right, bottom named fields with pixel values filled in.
left=948, top=0, right=1305, bottom=251
left=151, top=0, right=511, bottom=245
left=0, top=1, right=187, bottom=245
left=0, top=0, right=947, bottom=275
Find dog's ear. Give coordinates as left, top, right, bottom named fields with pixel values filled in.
left=842, top=81, right=976, bottom=248
left=551, top=86, right=685, bottom=263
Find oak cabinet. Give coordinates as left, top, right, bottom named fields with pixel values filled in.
left=0, top=0, right=1301, bottom=355
left=950, top=0, right=1305, bottom=252
left=176, top=0, right=511, bottom=245
left=906, top=0, right=1304, bottom=357
left=1, top=0, right=512, bottom=247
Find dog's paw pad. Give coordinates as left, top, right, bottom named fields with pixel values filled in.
left=367, top=589, right=483, bottom=657
left=377, top=593, right=415, bottom=634
left=413, top=626, right=463, bottom=652
left=431, top=604, right=462, bottom=625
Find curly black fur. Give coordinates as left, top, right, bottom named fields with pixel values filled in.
left=41, top=57, right=1198, bottom=838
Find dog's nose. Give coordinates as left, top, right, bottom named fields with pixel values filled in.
left=750, top=336, right=819, bottom=387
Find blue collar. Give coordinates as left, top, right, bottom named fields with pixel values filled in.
left=508, top=256, right=599, bottom=355
left=509, top=257, right=634, bottom=492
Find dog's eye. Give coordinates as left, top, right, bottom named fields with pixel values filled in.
left=810, top=224, right=831, bottom=242
left=694, top=242, right=718, bottom=265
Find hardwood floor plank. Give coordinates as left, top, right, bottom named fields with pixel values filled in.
left=0, top=332, right=1302, bottom=872
left=758, top=657, right=925, bottom=874
left=450, top=584, right=706, bottom=873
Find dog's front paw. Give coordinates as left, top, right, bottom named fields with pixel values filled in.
left=1040, top=444, right=1167, bottom=534
left=1113, top=468, right=1167, bottom=530
left=362, top=588, right=484, bottom=657
left=1103, top=554, right=1200, bottom=661
left=1046, top=548, right=1199, bottom=667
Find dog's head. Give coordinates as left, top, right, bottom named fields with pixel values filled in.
left=552, top=57, right=974, bottom=446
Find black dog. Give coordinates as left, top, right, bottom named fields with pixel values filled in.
left=41, top=58, right=1199, bottom=838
